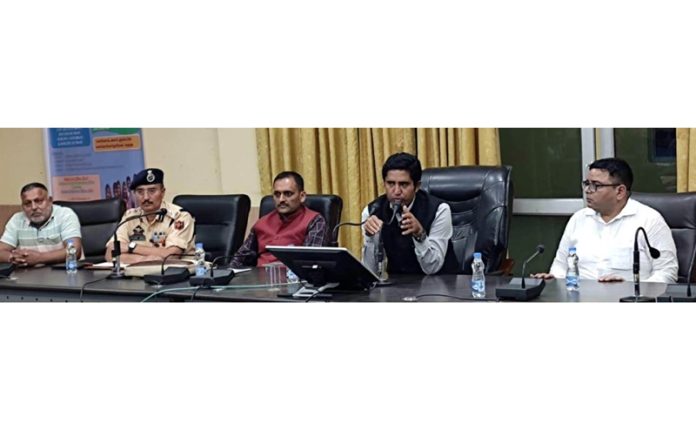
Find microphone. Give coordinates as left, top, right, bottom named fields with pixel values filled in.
left=496, top=244, right=546, bottom=301
left=143, top=253, right=194, bottom=285
left=620, top=227, right=660, bottom=302
left=108, top=208, right=168, bottom=279
left=658, top=245, right=696, bottom=302
left=156, top=208, right=167, bottom=222
left=374, top=229, right=391, bottom=286
left=387, top=199, right=402, bottom=225
left=330, top=201, right=382, bottom=247
left=374, top=199, right=402, bottom=285
left=0, top=263, right=15, bottom=278
left=330, top=198, right=391, bottom=284
left=189, top=255, right=236, bottom=287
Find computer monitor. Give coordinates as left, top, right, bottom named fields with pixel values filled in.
left=266, top=246, right=379, bottom=291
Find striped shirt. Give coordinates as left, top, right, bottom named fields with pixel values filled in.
left=0, top=205, right=82, bottom=252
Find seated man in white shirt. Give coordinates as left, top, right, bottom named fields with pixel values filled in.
left=0, top=182, right=82, bottom=267
left=362, top=152, right=457, bottom=276
left=533, top=157, right=678, bottom=283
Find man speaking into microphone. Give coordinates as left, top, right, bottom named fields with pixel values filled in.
left=105, top=168, right=195, bottom=264
left=362, top=152, right=457, bottom=275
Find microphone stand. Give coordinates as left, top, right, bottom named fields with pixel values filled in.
left=496, top=244, right=545, bottom=301
left=374, top=200, right=401, bottom=286
left=330, top=203, right=382, bottom=247
left=375, top=230, right=392, bottom=286
left=330, top=220, right=366, bottom=248
left=143, top=253, right=196, bottom=285
left=331, top=202, right=391, bottom=285
left=189, top=255, right=235, bottom=288
left=620, top=227, right=659, bottom=303
left=108, top=208, right=168, bottom=279
left=658, top=242, right=696, bottom=302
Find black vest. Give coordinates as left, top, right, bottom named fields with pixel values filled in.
left=367, top=190, right=457, bottom=275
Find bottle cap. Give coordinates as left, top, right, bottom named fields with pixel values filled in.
left=196, top=242, right=204, bottom=249
left=473, top=252, right=482, bottom=259
left=569, top=247, right=576, bottom=252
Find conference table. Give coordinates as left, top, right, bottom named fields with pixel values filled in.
left=0, top=265, right=687, bottom=302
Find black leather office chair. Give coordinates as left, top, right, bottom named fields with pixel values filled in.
left=173, top=194, right=251, bottom=260
left=420, top=165, right=513, bottom=274
left=258, top=194, right=343, bottom=246
left=54, top=198, right=126, bottom=263
left=631, top=192, right=696, bottom=283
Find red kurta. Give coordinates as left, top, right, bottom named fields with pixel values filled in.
left=254, top=206, right=321, bottom=266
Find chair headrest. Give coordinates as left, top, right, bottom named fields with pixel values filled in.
left=53, top=198, right=124, bottom=226
left=420, top=165, right=511, bottom=202
left=173, top=194, right=251, bottom=224
left=632, top=192, right=696, bottom=230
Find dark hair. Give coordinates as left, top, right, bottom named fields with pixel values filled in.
left=273, top=171, right=305, bottom=192
left=589, top=157, right=633, bottom=190
left=20, top=182, right=48, bottom=195
left=382, top=152, right=422, bottom=183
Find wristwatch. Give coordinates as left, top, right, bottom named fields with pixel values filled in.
left=128, top=241, right=137, bottom=254
left=414, top=230, right=427, bottom=242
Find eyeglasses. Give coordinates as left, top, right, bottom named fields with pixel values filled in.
left=581, top=180, right=621, bottom=192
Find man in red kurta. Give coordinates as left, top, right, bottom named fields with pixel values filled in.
left=230, top=171, right=327, bottom=268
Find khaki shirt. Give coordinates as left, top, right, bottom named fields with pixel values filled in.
left=107, top=201, right=195, bottom=253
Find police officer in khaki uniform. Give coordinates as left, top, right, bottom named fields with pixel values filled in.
left=105, top=168, right=195, bottom=264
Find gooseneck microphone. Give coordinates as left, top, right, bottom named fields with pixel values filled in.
left=143, top=252, right=195, bottom=285
left=109, top=208, right=168, bottom=279
left=189, top=255, right=235, bottom=288
left=376, top=200, right=401, bottom=285
left=620, top=227, right=660, bottom=303
left=329, top=199, right=393, bottom=285
left=520, top=244, right=545, bottom=288
left=330, top=201, right=382, bottom=247
left=387, top=199, right=402, bottom=225
left=659, top=245, right=696, bottom=302
left=496, top=244, right=546, bottom=301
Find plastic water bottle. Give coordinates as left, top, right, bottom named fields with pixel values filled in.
left=471, top=252, right=486, bottom=298
left=65, top=240, right=78, bottom=274
left=194, top=242, right=207, bottom=277
left=286, top=268, right=299, bottom=284
left=284, top=244, right=299, bottom=283
left=566, top=247, right=579, bottom=291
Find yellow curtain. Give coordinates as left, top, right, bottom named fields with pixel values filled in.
left=677, top=128, right=696, bottom=192
left=256, top=128, right=501, bottom=255
left=415, top=128, right=500, bottom=167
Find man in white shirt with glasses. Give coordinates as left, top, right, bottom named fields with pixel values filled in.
left=533, top=157, right=677, bottom=283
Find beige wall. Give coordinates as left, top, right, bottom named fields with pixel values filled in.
left=0, top=128, right=261, bottom=205
left=0, top=128, right=47, bottom=203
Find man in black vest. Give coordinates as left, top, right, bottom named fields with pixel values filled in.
left=362, top=152, right=456, bottom=275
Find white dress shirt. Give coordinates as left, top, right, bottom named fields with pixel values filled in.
left=361, top=196, right=452, bottom=275
left=549, top=198, right=678, bottom=283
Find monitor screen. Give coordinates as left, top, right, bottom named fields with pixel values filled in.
left=266, top=246, right=379, bottom=290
